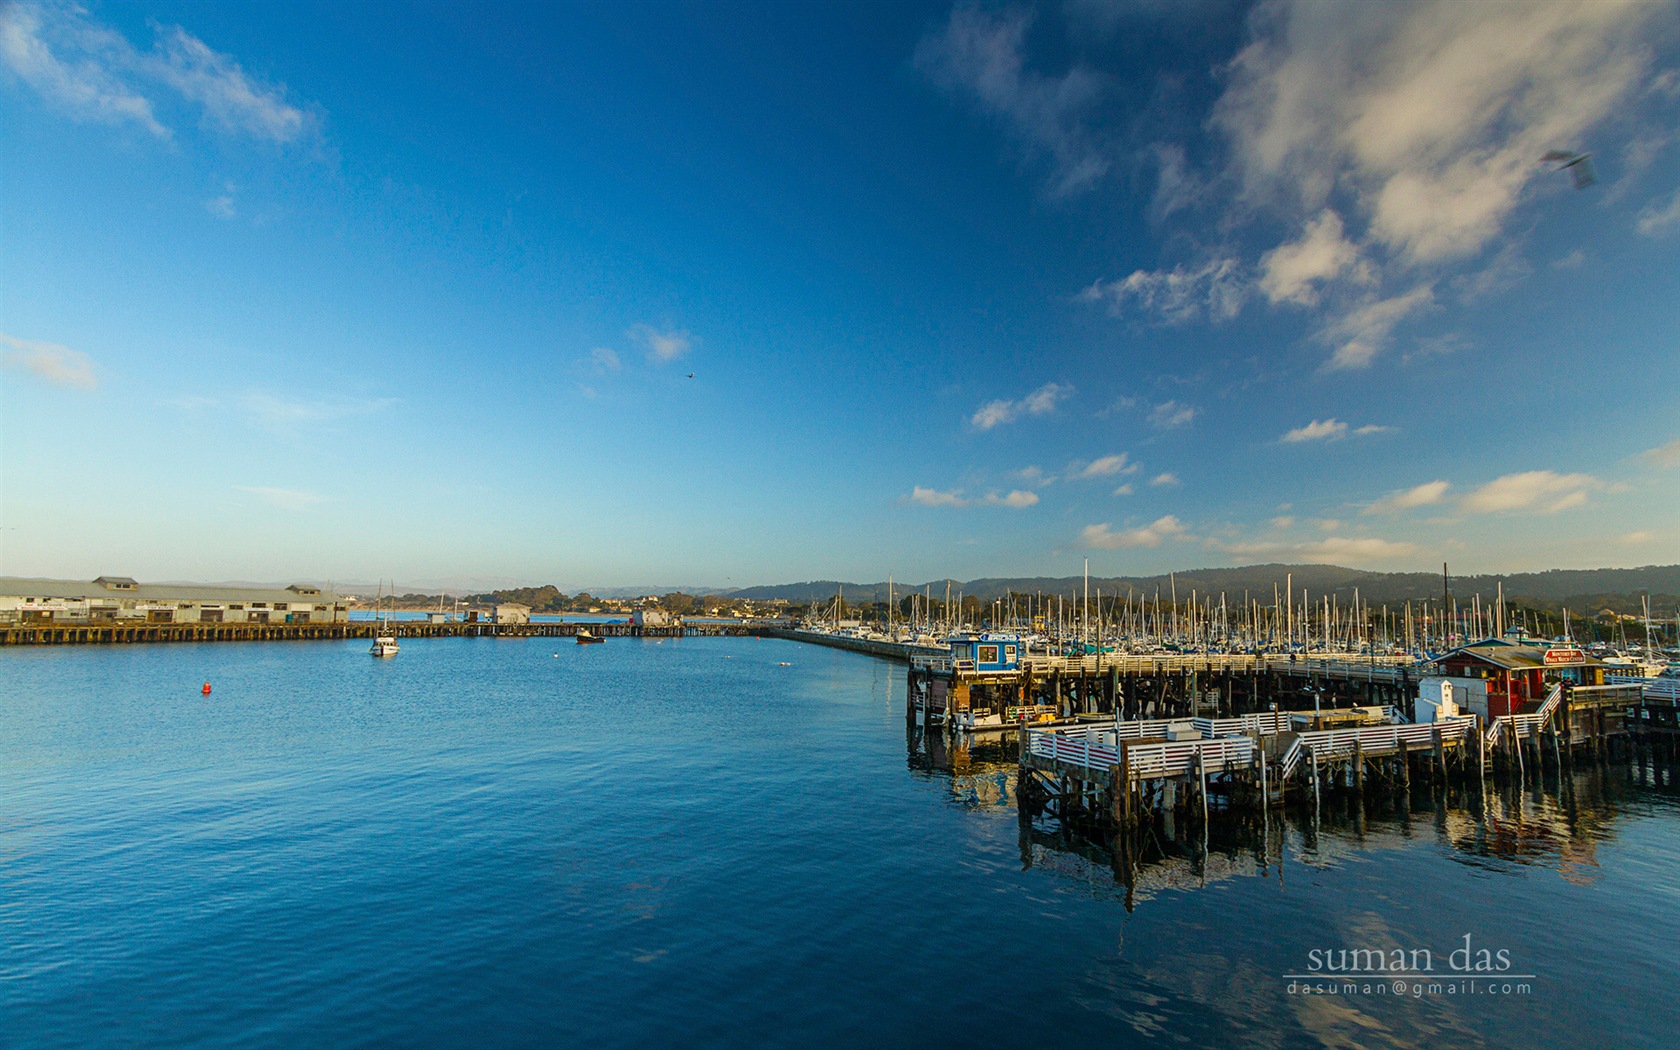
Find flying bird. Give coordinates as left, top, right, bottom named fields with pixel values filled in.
left=1541, top=150, right=1597, bottom=190
left=686, top=372, right=695, bottom=379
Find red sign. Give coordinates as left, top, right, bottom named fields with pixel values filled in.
left=1543, top=648, right=1585, bottom=666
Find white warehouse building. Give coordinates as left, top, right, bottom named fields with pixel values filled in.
left=0, top=576, right=350, bottom=625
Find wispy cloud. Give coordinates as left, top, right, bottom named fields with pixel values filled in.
left=1216, top=535, right=1419, bottom=563
left=240, top=392, right=398, bottom=429
left=1070, top=453, right=1137, bottom=479
left=1258, top=210, right=1369, bottom=306
left=908, top=485, right=1038, bottom=509
left=1320, top=284, right=1435, bottom=370
left=205, top=192, right=236, bottom=219
left=588, top=346, right=621, bottom=374
left=1461, top=470, right=1602, bottom=514
left=970, top=381, right=1071, bottom=430
left=1079, top=257, right=1248, bottom=325
left=1642, top=437, right=1680, bottom=469
left=915, top=7, right=1109, bottom=195
left=1637, top=187, right=1680, bottom=236
left=629, top=324, right=691, bottom=363
left=1149, top=472, right=1179, bottom=487
left=1149, top=400, right=1198, bottom=429
left=1081, top=515, right=1187, bottom=549
left=1279, top=418, right=1392, bottom=443
left=1365, top=480, right=1451, bottom=515
left=1076, top=0, right=1667, bottom=368
left=1112, top=483, right=1135, bottom=496
left=1, top=332, right=97, bottom=388
left=237, top=485, right=329, bottom=510
left=0, top=3, right=315, bottom=144
left=148, top=26, right=309, bottom=143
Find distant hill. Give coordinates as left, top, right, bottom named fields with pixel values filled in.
left=723, top=564, right=1680, bottom=615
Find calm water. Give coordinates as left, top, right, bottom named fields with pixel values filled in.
left=4, top=637, right=1679, bottom=1048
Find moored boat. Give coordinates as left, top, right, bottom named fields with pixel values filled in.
left=576, top=630, right=604, bottom=645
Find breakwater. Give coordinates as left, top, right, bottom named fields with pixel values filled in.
left=0, top=619, right=757, bottom=646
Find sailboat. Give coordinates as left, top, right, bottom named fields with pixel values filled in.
left=370, top=580, right=399, bottom=657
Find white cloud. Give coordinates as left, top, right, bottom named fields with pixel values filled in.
left=1149, top=472, right=1179, bottom=487
left=238, top=485, right=329, bottom=510
left=1072, top=453, right=1137, bottom=479
left=1637, top=187, right=1680, bottom=236
left=1080, top=257, right=1248, bottom=324
left=908, top=485, right=1037, bottom=509
left=1082, top=515, right=1187, bottom=549
left=1, top=333, right=97, bottom=388
left=1270, top=515, right=1294, bottom=529
left=1622, top=530, right=1655, bottom=544
left=1258, top=209, right=1367, bottom=306
left=1460, top=470, right=1602, bottom=513
left=970, top=381, right=1072, bottom=430
left=910, top=486, right=965, bottom=507
left=1321, top=284, right=1434, bottom=369
left=1553, top=248, right=1587, bottom=269
left=1216, top=1, right=1661, bottom=264
left=1112, top=483, right=1134, bottom=496
left=1365, top=480, right=1451, bottom=514
left=629, top=324, right=691, bottom=363
left=1149, top=400, right=1198, bottom=428
left=588, top=347, right=621, bottom=374
left=0, top=4, right=314, bottom=144
left=1278, top=419, right=1395, bottom=443
left=1079, top=0, right=1666, bottom=368
left=986, top=489, right=1039, bottom=508
left=1280, top=418, right=1346, bottom=443
left=205, top=193, right=236, bottom=218
left=915, top=7, right=1109, bottom=195
left=1640, top=437, right=1680, bottom=469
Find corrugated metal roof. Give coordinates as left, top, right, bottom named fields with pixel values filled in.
left=0, top=577, right=346, bottom=604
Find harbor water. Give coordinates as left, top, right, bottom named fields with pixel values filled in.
left=4, top=637, right=1679, bottom=1048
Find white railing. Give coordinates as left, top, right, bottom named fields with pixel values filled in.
left=1291, top=717, right=1473, bottom=770
left=1124, top=737, right=1256, bottom=780
left=1279, top=736, right=1305, bottom=782
left=1192, top=711, right=1292, bottom=737
left=1608, top=675, right=1680, bottom=702
left=1027, top=727, right=1257, bottom=780
left=909, top=654, right=953, bottom=673
left=1485, top=683, right=1563, bottom=746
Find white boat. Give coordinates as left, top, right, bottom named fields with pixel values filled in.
left=369, top=580, right=399, bottom=656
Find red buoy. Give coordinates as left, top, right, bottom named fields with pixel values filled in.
left=202, top=681, right=212, bottom=695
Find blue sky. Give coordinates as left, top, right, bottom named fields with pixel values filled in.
left=3, top=0, right=1678, bottom=591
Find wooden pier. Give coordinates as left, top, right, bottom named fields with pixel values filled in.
left=907, top=649, right=1419, bottom=733
left=1013, top=676, right=1674, bottom=850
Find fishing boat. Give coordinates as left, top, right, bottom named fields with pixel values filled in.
left=576, top=629, right=604, bottom=645
left=369, top=580, right=399, bottom=657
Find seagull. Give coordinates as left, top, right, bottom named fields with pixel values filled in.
left=1541, top=150, right=1597, bottom=190
left=686, top=372, right=695, bottom=379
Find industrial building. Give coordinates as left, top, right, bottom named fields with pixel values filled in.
left=0, top=576, right=350, bottom=625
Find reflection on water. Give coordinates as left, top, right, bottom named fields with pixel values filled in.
left=907, top=719, right=1680, bottom=910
